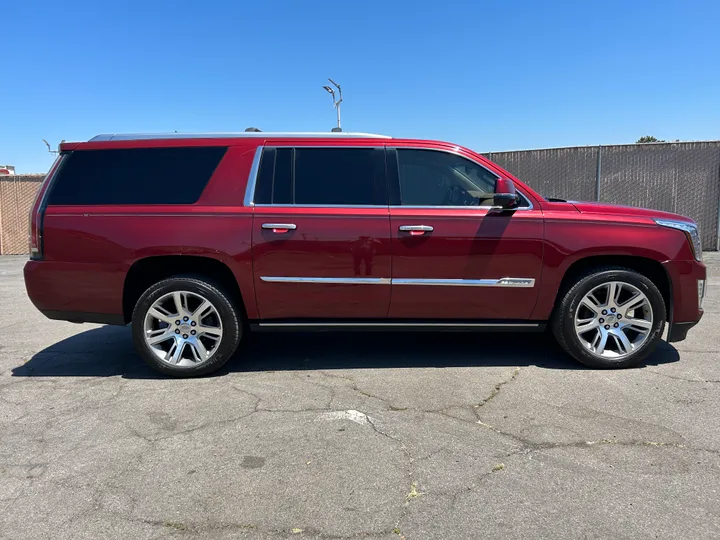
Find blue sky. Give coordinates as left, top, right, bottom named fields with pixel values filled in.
left=3, top=0, right=719, bottom=173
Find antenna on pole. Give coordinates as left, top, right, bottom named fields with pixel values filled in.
left=322, top=78, right=343, bottom=132
left=42, top=139, right=61, bottom=156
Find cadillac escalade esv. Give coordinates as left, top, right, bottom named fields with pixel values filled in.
left=24, top=132, right=706, bottom=377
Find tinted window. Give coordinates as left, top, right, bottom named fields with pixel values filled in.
left=253, top=148, right=276, bottom=205
left=47, top=147, right=226, bottom=205
left=294, top=148, right=375, bottom=205
left=273, top=148, right=293, bottom=204
left=397, top=149, right=498, bottom=206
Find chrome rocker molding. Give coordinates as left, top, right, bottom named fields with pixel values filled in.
left=392, top=278, right=535, bottom=287
left=260, top=276, right=535, bottom=287
left=252, top=320, right=545, bottom=332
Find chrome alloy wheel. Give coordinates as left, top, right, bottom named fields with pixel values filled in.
left=574, top=281, right=653, bottom=359
left=143, top=291, right=223, bottom=367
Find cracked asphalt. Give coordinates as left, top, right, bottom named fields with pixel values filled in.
left=1, top=254, right=719, bottom=540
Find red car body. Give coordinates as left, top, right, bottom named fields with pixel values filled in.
left=24, top=133, right=705, bottom=342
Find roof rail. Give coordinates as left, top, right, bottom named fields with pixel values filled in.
left=89, top=132, right=391, bottom=142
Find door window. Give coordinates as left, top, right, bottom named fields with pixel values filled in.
left=254, top=147, right=378, bottom=205
left=294, top=148, right=375, bottom=205
left=396, top=149, right=498, bottom=207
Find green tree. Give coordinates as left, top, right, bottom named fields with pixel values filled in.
left=636, top=135, right=665, bottom=143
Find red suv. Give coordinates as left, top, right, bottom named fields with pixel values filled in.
left=24, top=132, right=706, bottom=377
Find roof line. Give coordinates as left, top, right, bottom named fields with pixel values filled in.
left=89, top=132, right=391, bottom=142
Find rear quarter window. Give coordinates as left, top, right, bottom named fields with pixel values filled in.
left=47, top=146, right=227, bottom=205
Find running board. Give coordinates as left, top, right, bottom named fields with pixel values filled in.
left=250, top=320, right=546, bottom=332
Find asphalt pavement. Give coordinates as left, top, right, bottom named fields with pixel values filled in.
left=1, top=254, right=719, bottom=539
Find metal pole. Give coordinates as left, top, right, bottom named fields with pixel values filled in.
left=716, top=184, right=720, bottom=251
left=596, top=145, right=603, bottom=202
left=328, top=78, right=342, bottom=131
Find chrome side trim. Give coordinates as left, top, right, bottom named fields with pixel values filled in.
left=497, top=278, right=536, bottom=287
left=389, top=203, right=534, bottom=211
left=261, top=223, right=297, bottom=230
left=90, top=132, right=391, bottom=142
left=254, top=204, right=386, bottom=209
left=243, top=146, right=263, bottom=207
left=260, top=277, right=391, bottom=285
left=393, top=278, right=536, bottom=288
left=251, top=202, right=534, bottom=211
left=257, top=322, right=542, bottom=328
left=259, top=277, right=535, bottom=287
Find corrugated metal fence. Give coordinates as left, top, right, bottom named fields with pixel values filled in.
left=484, top=141, right=720, bottom=250
left=1, top=142, right=719, bottom=253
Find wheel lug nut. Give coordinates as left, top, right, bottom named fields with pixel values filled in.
left=191, top=330, right=196, bottom=335
left=599, top=318, right=604, bottom=323
left=611, top=308, right=616, bottom=313
left=191, top=321, right=196, bottom=326
left=175, top=320, right=180, bottom=325
left=183, top=316, right=189, bottom=321
left=617, top=315, right=622, bottom=319
left=175, top=329, right=180, bottom=334
left=604, top=325, right=610, bottom=330
left=602, top=310, right=607, bottom=315
left=614, top=323, right=619, bottom=328
left=183, top=334, right=188, bottom=339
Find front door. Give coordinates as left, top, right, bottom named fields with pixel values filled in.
left=251, top=145, right=391, bottom=319
left=387, top=147, right=544, bottom=320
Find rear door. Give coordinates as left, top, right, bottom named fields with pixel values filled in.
left=387, top=147, right=544, bottom=320
left=251, top=144, right=392, bottom=319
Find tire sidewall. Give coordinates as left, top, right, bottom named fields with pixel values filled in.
left=559, top=269, right=666, bottom=368
left=131, top=277, right=241, bottom=377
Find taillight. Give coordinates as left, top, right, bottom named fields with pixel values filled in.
left=29, top=154, right=65, bottom=260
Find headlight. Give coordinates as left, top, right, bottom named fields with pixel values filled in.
left=654, top=219, right=702, bottom=261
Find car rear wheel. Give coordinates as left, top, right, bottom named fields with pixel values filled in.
left=552, top=267, right=666, bottom=368
left=131, top=276, right=242, bottom=377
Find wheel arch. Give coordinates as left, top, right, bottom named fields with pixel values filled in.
left=549, top=255, right=672, bottom=322
left=123, top=255, right=247, bottom=324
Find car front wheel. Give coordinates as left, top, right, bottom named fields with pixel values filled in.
left=552, top=267, right=666, bottom=368
left=131, top=276, right=242, bottom=377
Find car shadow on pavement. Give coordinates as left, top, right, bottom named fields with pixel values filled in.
left=12, top=325, right=681, bottom=379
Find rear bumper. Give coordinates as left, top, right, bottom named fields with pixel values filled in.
left=41, top=310, right=126, bottom=325
left=24, top=260, right=125, bottom=324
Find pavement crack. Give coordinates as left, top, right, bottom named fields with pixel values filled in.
left=319, top=370, right=392, bottom=405
left=473, top=367, right=521, bottom=415
left=644, top=370, right=720, bottom=384
left=472, top=420, right=694, bottom=455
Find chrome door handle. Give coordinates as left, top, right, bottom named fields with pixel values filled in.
left=262, top=223, right=297, bottom=233
left=399, top=225, right=433, bottom=236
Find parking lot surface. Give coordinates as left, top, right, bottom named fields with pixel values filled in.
left=1, top=254, right=719, bottom=539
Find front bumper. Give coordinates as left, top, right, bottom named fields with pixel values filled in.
left=662, top=259, right=706, bottom=343
left=667, top=318, right=702, bottom=343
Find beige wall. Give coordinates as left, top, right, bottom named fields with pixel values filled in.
left=0, top=175, right=44, bottom=255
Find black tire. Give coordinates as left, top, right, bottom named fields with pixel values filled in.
left=131, top=276, right=242, bottom=377
left=552, top=267, right=666, bottom=369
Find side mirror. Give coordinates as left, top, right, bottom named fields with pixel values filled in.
left=493, top=177, right=519, bottom=209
